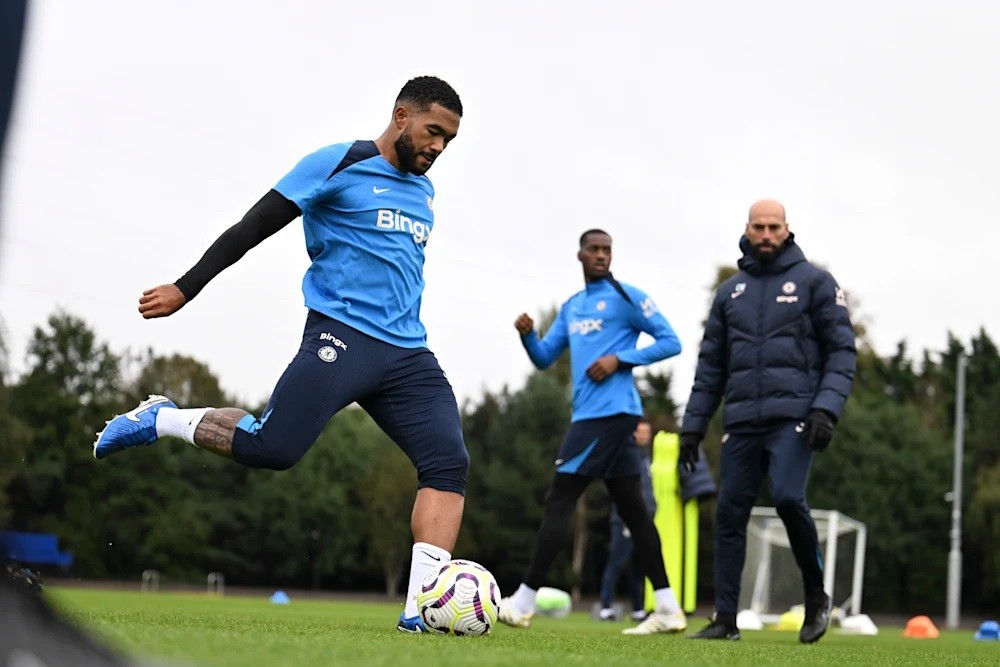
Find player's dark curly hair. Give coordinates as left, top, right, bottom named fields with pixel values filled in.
left=579, top=228, right=611, bottom=247
left=396, top=76, right=463, bottom=116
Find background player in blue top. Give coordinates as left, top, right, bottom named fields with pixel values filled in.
left=92, top=76, right=468, bottom=633
left=499, top=229, right=688, bottom=635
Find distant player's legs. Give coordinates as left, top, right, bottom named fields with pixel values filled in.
left=599, top=512, right=633, bottom=614
left=608, top=475, right=686, bottom=634
left=627, top=545, right=646, bottom=616
left=607, top=476, right=670, bottom=593
left=504, top=414, right=639, bottom=628
left=358, top=346, right=469, bottom=630
left=499, top=472, right=591, bottom=626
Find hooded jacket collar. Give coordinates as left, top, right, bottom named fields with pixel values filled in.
left=737, top=232, right=806, bottom=276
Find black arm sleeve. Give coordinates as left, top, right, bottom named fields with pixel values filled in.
left=173, top=189, right=301, bottom=301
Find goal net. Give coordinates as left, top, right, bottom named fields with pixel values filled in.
left=739, top=507, right=867, bottom=623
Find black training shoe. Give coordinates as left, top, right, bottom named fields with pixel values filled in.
left=799, top=594, right=832, bottom=644
left=687, top=620, right=740, bottom=640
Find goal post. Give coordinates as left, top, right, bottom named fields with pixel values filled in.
left=740, top=507, right=867, bottom=622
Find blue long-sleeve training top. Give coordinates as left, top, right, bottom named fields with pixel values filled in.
left=521, top=277, right=681, bottom=421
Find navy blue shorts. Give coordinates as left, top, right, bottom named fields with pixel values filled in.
left=231, top=310, right=470, bottom=494
left=554, top=413, right=642, bottom=479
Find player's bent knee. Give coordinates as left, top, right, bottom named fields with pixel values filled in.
left=716, top=497, right=751, bottom=526
left=417, top=462, right=468, bottom=495
left=415, top=441, right=470, bottom=496
left=774, top=496, right=807, bottom=515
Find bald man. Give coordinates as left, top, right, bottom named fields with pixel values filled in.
left=680, top=200, right=856, bottom=643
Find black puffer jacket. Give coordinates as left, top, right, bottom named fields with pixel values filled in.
left=682, top=234, right=856, bottom=434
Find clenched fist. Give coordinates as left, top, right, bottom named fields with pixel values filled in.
left=514, top=313, right=535, bottom=336
left=138, top=284, right=187, bottom=319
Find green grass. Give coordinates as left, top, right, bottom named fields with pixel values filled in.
left=49, top=588, right=998, bottom=667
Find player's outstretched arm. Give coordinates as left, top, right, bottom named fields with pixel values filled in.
left=142, top=190, right=301, bottom=318
left=516, top=309, right=569, bottom=370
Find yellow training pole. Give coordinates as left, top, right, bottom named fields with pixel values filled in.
left=648, top=431, right=683, bottom=610
left=683, top=498, right=699, bottom=613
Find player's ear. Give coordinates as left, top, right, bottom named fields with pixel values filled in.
left=393, top=105, right=409, bottom=130
left=577, top=248, right=585, bottom=262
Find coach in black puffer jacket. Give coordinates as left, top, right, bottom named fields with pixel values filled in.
left=681, top=200, right=856, bottom=645
left=683, top=235, right=855, bottom=434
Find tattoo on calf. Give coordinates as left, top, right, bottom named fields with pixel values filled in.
left=193, top=408, right=249, bottom=458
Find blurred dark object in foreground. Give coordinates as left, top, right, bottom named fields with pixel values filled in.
left=5, top=561, right=45, bottom=592
left=1, top=566, right=134, bottom=667
left=0, top=0, right=28, bottom=201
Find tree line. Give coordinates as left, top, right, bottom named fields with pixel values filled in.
left=1, top=290, right=998, bottom=613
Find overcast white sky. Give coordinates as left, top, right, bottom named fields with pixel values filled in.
left=1, top=1, right=997, bottom=412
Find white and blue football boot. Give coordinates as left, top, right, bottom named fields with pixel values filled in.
left=396, top=613, right=428, bottom=633
left=93, top=394, right=176, bottom=460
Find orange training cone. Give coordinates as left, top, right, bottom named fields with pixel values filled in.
left=903, top=615, right=940, bottom=639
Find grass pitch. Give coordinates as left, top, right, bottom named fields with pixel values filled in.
left=48, top=588, right=997, bottom=666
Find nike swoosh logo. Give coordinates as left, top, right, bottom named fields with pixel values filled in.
left=373, top=186, right=390, bottom=194
left=124, top=405, right=152, bottom=423
left=420, top=550, right=442, bottom=562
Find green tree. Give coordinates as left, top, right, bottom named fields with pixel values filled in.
left=238, top=408, right=385, bottom=589
left=460, top=373, right=570, bottom=592
left=810, top=392, right=952, bottom=611
left=957, top=330, right=1000, bottom=608
left=968, top=460, right=1000, bottom=603
left=0, top=321, right=32, bottom=527
left=6, top=312, right=125, bottom=573
left=134, top=352, right=231, bottom=408
left=357, top=446, right=417, bottom=595
left=637, top=368, right=679, bottom=431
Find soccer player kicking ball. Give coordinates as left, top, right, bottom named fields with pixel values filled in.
left=93, top=76, right=468, bottom=634
left=499, top=229, right=687, bottom=635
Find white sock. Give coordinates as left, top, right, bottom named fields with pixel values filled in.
left=654, top=587, right=681, bottom=614
left=511, top=583, right=537, bottom=614
left=155, top=407, right=211, bottom=445
left=404, top=542, right=451, bottom=618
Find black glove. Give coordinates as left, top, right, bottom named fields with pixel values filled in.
left=679, top=432, right=702, bottom=473
left=802, top=409, right=835, bottom=452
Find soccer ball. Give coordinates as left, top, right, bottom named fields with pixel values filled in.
left=416, top=559, right=500, bottom=636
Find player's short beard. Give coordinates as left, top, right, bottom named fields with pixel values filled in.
left=395, top=131, right=428, bottom=175
left=750, top=241, right=785, bottom=264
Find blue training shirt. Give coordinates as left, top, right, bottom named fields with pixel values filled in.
left=521, top=278, right=682, bottom=421
left=274, top=140, right=435, bottom=348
